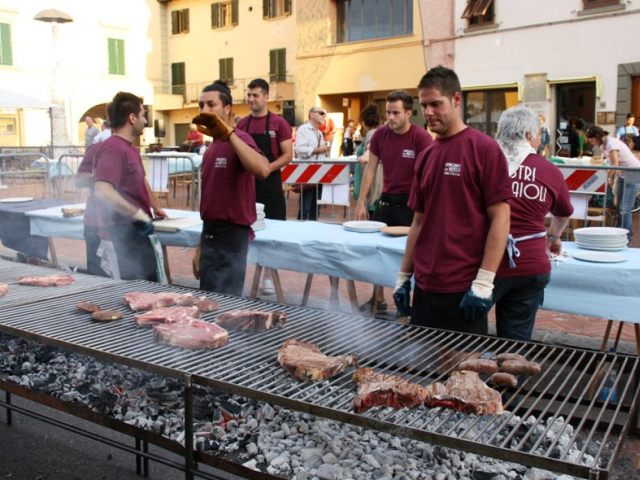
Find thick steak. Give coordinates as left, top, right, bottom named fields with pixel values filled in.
left=425, top=371, right=503, bottom=415
left=216, top=310, right=287, bottom=331
left=124, top=291, right=214, bottom=312
left=154, top=320, right=229, bottom=350
left=278, top=339, right=357, bottom=381
left=18, top=275, right=75, bottom=287
left=351, top=368, right=429, bottom=413
left=134, top=306, right=200, bottom=327
left=0, top=283, right=8, bottom=297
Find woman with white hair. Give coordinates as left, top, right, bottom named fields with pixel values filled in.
left=492, top=106, right=573, bottom=341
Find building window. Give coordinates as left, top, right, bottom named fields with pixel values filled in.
left=583, top=0, right=620, bottom=9
left=171, top=62, right=186, bottom=97
left=0, top=23, right=13, bottom=66
left=269, top=49, right=286, bottom=82
left=107, top=38, right=125, bottom=75
left=263, top=0, right=292, bottom=19
left=461, top=0, right=494, bottom=27
left=219, top=57, right=234, bottom=84
left=171, top=9, right=190, bottom=35
left=212, top=1, right=239, bottom=29
left=336, top=0, right=413, bottom=44
left=464, top=88, right=518, bottom=138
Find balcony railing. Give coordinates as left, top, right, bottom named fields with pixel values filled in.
left=173, top=76, right=294, bottom=105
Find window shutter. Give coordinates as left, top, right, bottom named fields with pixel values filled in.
left=231, top=0, right=239, bottom=25
left=116, top=39, right=125, bottom=75
left=108, top=38, right=117, bottom=74
left=277, top=49, right=286, bottom=82
left=171, top=63, right=185, bottom=96
left=227, top=58, right=234, bottom=83
left=171, top=11, right=179, bottom=34
left=219, top=58, right=227, bottom=81
left=263, top=0, right=270, bottom=19
left=269, top=50, right=277, bottom=83
left=182, top=9, right=190, bottom=32
left=211, top=3, right=219, bottom=29
left=284, top=0, right=292, bottom=15
left=0, top=23, right=12, bottom=66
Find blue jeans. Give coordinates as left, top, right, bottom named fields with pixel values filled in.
left=297, top=185, right=322, bottom=220
left=492, top=273, right=550, bottom=341
left=616, top=176, right=640, bottom=239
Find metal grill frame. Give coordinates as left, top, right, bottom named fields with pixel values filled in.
left=0, top=278, right=637, bottom=479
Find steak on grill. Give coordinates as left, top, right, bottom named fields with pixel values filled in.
left=134, top=306, right=200, bottom=327
left=18, top=275, right=76, bottom=287
left=153, top=320, right=229, bottom=350
left=124, top=292, right=217, bottom=312
left=425, top=371, right=504, bottom=415
left=216, top=310, right=287, bottom=331
left=278, top=339, right=357, bottom=381
left=0, top=283, right=8, bottom=297
left=351, top=368, right=429, bottom=413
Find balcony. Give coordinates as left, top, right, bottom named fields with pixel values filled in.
left=173, top=76, right=294, bottom=105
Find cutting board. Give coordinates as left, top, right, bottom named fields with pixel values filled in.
left=152, top=217, right=202, bottom=232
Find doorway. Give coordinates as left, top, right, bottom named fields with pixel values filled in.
left=554, top=82, right=596, bottom=157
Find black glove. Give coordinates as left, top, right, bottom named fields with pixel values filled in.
left=134, top=220, right=154, bottom=237
left=393, top=279, right=413, bottom=318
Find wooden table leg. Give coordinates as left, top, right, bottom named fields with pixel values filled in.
left=302, top=274, right=313, bottom=307
left=161, top=245, right=172, bottom=285
left=329, top=276, right=340, bottom=310
left=600, top=320, right=614, bottom=352
left=635, top=324, right=640, bottom=357
left=271, top=269, right=285, bottom=305
left=48, top=238, right=58, bottom=267
left=613, top=321, right=624, bottom=352
left=249, top=264, right=263, bottom=299
left=346, top=280, right=359, bottom=314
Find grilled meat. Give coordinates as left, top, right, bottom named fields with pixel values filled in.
left=457, top=359, right=499, bottom=373
left=216, top=310, right=287, bottom=331
left=0, top=282, right=8, bottom=297
left=496, top=353, right=527, bottom=364
left=134, top=306, right=200, bottom=327
left=490, top=372, right=519, bottom=388
left=501, top=360, right=541, bottom=375
left=278, top=339, right=357, bottom=381
left=76, top=301, right=101, bottom=313
left=154, top=320, right=229, bottom=350
left=425, top=371, right=504, bottom=415
left=91, top=310, right=125, bottom=322
left=351, top=368, right=430, bottom=413
left=124, top=291, right=216, bottom=312
left=18, top=275, right=75, bottom=287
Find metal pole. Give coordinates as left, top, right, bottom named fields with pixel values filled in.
left=184, top=375, right=194, bottom=480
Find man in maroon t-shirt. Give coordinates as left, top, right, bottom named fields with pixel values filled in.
left=193, top=80, right=270, bottom=296
left=493, top=106, right=572, bottom=341
left=397, top=66, right=512, bottom=334
left=355, top=90, right=432, bottom=316
left=93, top=92, right=167, bottom=282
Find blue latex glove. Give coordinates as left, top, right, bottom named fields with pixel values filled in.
left=459, top=269, right=495, bottom=322
left=393, top=279, right=412, bottom=318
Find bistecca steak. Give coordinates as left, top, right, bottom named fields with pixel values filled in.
left=425, top=371, right=503, bottom=415
left=0, top=283, right=8, bottom=297
left=18, top=275, right=75, bottom=287
left=215, top=310, right=287, bottom=331
left=278, top=340, right=357, bottom=381
left=351, top=368, right=430, bottom=413
left=134, top=306, right=200, bottom=327
left=154, top=320, right=229, bottom=350
left=124, top=292, right=219, bottom=312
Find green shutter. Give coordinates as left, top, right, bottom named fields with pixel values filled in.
left=284, top=0, right=292, bottom=15
left=116, top=39, right=125, bottom=75
left=231, top=0, right=239, bottom=25
left=269, top=50, right=277, bottom=83
left=0, top=23, right=13, bottom=66
left=263, top=0, right=270, bottom=18
left=171, top=62, right=185, bottom=96
left=182, top=9, right=190, bottom=32
left=277, top=49, right=286, bottom=82
left=171, top=11, right=179, bottom=34
left=108, top=38, right=124, bottom=75
left=211, top=3, right=219, bottom=29
left=219, top=58, right=226, bottom=81
left=227, top=58, right=234, bottom=83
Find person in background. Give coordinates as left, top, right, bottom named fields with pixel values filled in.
left=568, top=117, right=580, bottom=158
left=397, top=66, right=512, bottom=334
left=193, top=80, right=270, bottom=296
left=586, top=125, right=640, bottom=241
left=294, top=107, right=331, bottom=220
left=319, top=114, right=335, bottom=147
left=93, top=120, right=112, bottom=144
left=342, top=119, right=355, bottom=156
left=236, top=78, right=293, bottom=296
left=84, top=115, right=99, bottom=149
left=493, top=106, right=573, bottom=341
left=353, top=104, right=382, bottom=219
left=616, top=113, right=638, bottom=144
left=576, top=120, right=585, bottom=157
left=185, top=123, right=204, bottom=153
left=537, top=115, right=550, bottom=157
left=93, top=92, right=167, bottom=281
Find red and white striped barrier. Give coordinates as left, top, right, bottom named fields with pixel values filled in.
left=282, top=163, right=350, bottom=184
left=561, top=167, right=606, bottom=193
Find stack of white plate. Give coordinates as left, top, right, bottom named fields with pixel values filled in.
left=573, top=227, right=628, bottom=251
left=252, top=203, right=266, bottom=231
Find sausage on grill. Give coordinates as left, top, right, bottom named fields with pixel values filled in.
left=496, top=353, right=527, bottom=364
left=501, top=360, right=541, bottom=375
left=77, top=301, right=101, bottom=313
left=458, top=359, right=500, bottom=373
left=490, top=372, right=518, bottom=388
left=91, top=310, right=125, bottom=322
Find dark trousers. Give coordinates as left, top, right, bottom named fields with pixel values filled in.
left=372, top=193, right=413, bottom=227
left=105, top=224, right=157, bottom=282
left=83, top=224, right=108, bottom=277
left=297, top=185, right=322, bottom=221
left=411, top=285, right=488, bottom=335
left=493, top=273, right=550, bottom=341
left=199, top=222, right=250, bottom=297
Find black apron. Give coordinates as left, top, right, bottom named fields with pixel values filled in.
left=246, top=113, right=287, bottom=220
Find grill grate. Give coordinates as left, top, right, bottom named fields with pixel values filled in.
left=0, top=278, right=636, bottom=479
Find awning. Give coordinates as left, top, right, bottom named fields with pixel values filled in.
left=0, top=89, right=57, bottom=109
left=462, top=82, right=523, bottom=101
left=546, top=76, right=602, bottom=99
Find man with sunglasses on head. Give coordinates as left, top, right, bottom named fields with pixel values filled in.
left=294, top=107, right=331, bottom=220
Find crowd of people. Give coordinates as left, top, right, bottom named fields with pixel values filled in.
left=74, top=66, right=640, bottom=342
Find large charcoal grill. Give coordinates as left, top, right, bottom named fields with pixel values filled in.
left=0, top=277, right=637, bottom=479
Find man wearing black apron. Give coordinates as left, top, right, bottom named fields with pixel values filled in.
left=236, top=78, right=293, bottom=294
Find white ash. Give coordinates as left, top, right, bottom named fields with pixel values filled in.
left=0, top=334, right=607, bottom=479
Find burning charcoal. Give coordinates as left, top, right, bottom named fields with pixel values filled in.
left=145, top=403, right=161, bottom=418
left=147, top=378, right=166, bottom=390
left=215, top=397, right=242, bottom=418
left=210, top=426, right=225, bottom=440
left=211, top=408, right=223, bottom=425
left=206, top=440, right=220, bottom=452
left=157, top=392, right=179, bottom=404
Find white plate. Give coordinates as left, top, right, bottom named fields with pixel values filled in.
left=256, top=203, right=265, bottom=212
left=573, top=251, right=629, bottom=263
left=0, top=197, right=33, bottom=203
left=573, top=227, right=629, bottom=237
left=343, top=220, right=387, bottom=233
left=576, top=243, right=628, bottom=252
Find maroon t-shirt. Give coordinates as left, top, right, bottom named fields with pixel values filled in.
left=93, top=135, right=152, bottom=226
left=77, top=144, right=98, bottom=227
left=236, top=112, right=292, bottom=159
left=369, top=124, right=432, bottom=195
left=200, top=129, right=264, bottom=227
left=409, top=127, right=513, bottom=293
left=497, top=154, right=573, bottom=278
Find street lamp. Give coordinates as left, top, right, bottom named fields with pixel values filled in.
left=34, top=8, right=74, bottom=158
